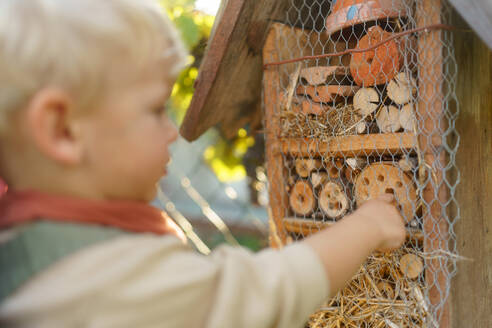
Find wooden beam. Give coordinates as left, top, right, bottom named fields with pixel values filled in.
left=277, top=133, right=420, bottom=158
left=282, top=217, right=424, bottom=242
left=417, top=1, right=451, bottom=327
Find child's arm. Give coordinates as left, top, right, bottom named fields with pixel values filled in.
left=302, top=193, right=405, bottom=295
left=0, top=195, right=405, bottom=328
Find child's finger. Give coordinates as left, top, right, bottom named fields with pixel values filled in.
left=376, top=193, right=395, bottom=203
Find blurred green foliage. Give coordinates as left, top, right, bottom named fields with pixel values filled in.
left=161, top=0, right=256, bottom=182
left=160, top=0, right=214, bottom=125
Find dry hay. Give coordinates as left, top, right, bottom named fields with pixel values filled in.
left=307, top=247, right=432, bottom=328
left=279, top=104, right=364, bottom=139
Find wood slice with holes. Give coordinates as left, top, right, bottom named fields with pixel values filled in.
left=299, top=66, right=351, bottom=86
left=319, top=181, right=349, bottom=219
left=296, top=85, right=360, bottom=103
left=289, top=180, right=315, bottom=216
left=295, top=158, right=322, bottom=178
left=353, top=87, right=380, bottom=116
left=354, top=163, right=417, bottom=222
left=376, top=105, right=401, bottom=133
left=399, top=254, right=424, bottom=279
left=350, top=26, right=402, bottom=86
left=399, top=103, right=416, bottom=132
left=387, top=72, right=417, bottom=105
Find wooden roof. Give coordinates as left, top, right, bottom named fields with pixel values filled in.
left=448, top=0, right=492, bottom=50
left=179, top=0, right=282, bottom=141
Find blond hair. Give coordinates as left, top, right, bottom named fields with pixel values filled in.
left=0, top=0, right=187, bottom=127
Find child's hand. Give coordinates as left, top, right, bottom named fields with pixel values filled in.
left=355, top=193, right=406, bottom=252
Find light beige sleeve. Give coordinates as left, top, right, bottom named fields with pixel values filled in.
left=0, top=235, right=329, bottom=328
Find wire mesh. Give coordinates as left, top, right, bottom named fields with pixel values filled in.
left=262, top=0, right=459, bottom=327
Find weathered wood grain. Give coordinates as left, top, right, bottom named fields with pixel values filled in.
left=180, top=0, right=286, bottom=141
left=277, top=133, right=419, bottom=158
left=450, top=10, right=492, bottom=328
left=263, top=24, right=289, bottom=247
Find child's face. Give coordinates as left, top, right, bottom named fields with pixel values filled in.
left=80, top=66, right=178, bottom=202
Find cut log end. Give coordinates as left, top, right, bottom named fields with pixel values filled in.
left=387, top=72, right=417, bottom=105
left=353, top=87, right=380, bottom=116
left=376, top=105, right=401, bottom=133
left=399, top=103, right=416, bottom=132
left=319, top=181, right=349, bottom=219
left=399, top=254, right=424, bottom=279
left=289, top=180, right=315, bottom=216
left=295, top=158, right=322, bottom=178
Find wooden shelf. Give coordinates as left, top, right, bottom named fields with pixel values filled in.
left=283, top=217, right=424, bottom=242
left=276, top=132, right=420, bottom=157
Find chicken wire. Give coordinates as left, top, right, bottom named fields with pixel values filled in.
left=262, top=0, right=459, bottom=327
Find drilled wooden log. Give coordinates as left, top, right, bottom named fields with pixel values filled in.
left=354, top=163, right=417, bottom=222
left=295, top=158, right=322, bottom=178
left=319, top=181, right=349, bottom=219
left=350, top=26, right=402, bottom=86
left=289, top=180, right=315, bottom=216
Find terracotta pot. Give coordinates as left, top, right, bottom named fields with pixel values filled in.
left=325, top=0, right=407, bottom=36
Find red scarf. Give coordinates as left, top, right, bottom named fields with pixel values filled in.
left=0, top=190, right=185, bottom=240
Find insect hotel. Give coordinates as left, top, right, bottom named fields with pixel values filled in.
left=181, top=0, right=492, bottom=327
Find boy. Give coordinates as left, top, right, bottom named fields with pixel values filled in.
left=0, top=0, right=405, bottom=327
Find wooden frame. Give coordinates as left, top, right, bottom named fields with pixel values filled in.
left=263, top=1, right=453, bottom=325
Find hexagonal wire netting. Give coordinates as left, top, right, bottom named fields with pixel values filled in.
left=262, top=0, right=459, bottom=327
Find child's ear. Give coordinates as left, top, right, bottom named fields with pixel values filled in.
left=26, top=88, right=82, bottom=165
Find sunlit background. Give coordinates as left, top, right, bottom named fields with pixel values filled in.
left=195, top=0, right=220, bottom=15
left=157, top=0, right=269, bottom=252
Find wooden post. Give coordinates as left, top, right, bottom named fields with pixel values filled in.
left=451, top=10, right=492, bottom=327
left=263, top=25, right=289, bottom=247
left=417, top=0, right=451, bottom=326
